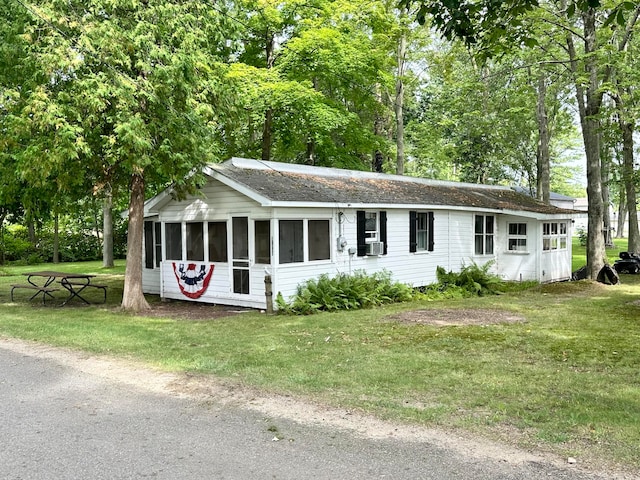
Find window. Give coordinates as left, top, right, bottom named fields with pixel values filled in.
left=308, top=220, right=330, bottom=261
left=279, top=220, right=303, bottom=264
left=474, top=215, right=494, bottom=255
left=543, top=222, right=568, bottom=251
left=409, top=211, right=434, bottom=252
left=364, top=212, right=378, bottom=241
left=357, top=211, right=387, bottom=256
left=507, top=223, right=527, bottom=252
left=208, top=221, right=228, bottom=262
left=165, top=223, right=182, bottom=260
left=186, top=223, right=204, bottom=261
left=255, top=220, right=271, bottom=264
left=277, top=219, right=330, bottom=264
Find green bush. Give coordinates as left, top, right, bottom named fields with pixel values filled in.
left=576, top=227, right=587, bottom=246
left=434, top=260, right=505, bottom=296
left=276, top=270, right=416, bottom=315
left=1, top=219, right=128, bottom=265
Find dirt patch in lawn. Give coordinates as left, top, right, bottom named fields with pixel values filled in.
left=388, top=308, right=526, bottom=326
left=144, top=300, right=254, bottom=321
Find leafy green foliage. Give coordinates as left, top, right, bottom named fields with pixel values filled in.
left=276, top=270, right=415, bottom=314
left=0, top=220, right=127, bottom=264
left=434, top=260, right=504, bottom=296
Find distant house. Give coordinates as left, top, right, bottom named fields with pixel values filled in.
left=142, top=158, right=581, bottom=309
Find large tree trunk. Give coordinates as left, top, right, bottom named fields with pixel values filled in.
left=261, top=31, right=275, bottom=162
left=616, top=182, right=627, bottom=238
left=567, top=9, right=606, bottom=278
left=53, top=211, right=59, bottom=263
left=27, top=215, right=36, bottom=246
left=536, top=72, right=550, bottom=203
left=261, top=108, right=273, bottom=161
left=600, top=138, right=613, bottom=247
left=122, top=171, right=150, bottom=311
left=372, top=85, right=387, bottom=172
left=395, top=25, right=407, bottom=175
left=103, top=185, right=114, bottom=268
left=620, top=118, right=640, bottom=251
left=0, top=211, right=6, bottom=265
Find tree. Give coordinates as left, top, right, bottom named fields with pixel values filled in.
left=401, top=0, right=640, bottom=278
left=11, top=0, right=229, bottom=310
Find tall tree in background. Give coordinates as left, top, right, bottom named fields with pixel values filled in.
left=401, top=0, right=639, bottom=278
left=12, top=0, right=229, bottom=311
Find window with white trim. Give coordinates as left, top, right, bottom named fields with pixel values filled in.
left=208, top=221, right=228, bottom=262
left=409, top=211, right=434, bottom=252
left=279, top=220, right=303, bottom=264
left=474, top=215, right=494, bottom=255
left=357, top=210, right=388, bottom=256
left=308, top=220, right=330, bottom=261
left=507, top=223, right=527, bottom=252
left=165, top=223, right=182, bottom=260
left=186, top=222, right=204, bottom=261
left=254, top=220, right=271, bottom=264
left=543, top=222, right=568, bottom=251
left=364, top=212, right=378, bottom=241
left=278, top=219, right=331, bottom=264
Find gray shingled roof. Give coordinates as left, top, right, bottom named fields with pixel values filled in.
left=209, top=158, right=578, bottom=216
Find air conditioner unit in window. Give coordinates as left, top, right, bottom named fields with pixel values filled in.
left=366, top=241, right=384, bottom=256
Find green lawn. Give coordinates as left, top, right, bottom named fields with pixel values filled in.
left=571, top=236, right=629, bottom=271
left=1, top=256, right=639, bottom=473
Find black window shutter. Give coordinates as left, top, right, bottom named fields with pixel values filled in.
left=409, top=211, right=417, bottom=253
left=380, top=211, right=388, bottom=255
left=356, top=210, right=366, bottom=256
left=428, top=212, right=435, bottom=251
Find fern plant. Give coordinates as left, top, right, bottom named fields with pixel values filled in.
left=435, top=260, right=504, bottom=296
left=276, top=270, right=415, bottom=315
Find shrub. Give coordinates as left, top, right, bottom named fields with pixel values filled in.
left=576, top=227, right=587, bottom=246
left=434, top=260, right=505, bottom=296
left=276, top=270, right=416, bottom=315
left=1, top=225, right=38, bottom=262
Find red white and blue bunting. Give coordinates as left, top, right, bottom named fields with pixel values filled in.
left=172, top=263, right=215, bottom=299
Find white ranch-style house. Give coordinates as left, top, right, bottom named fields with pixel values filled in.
left=142, top=158, right=580, bottom=309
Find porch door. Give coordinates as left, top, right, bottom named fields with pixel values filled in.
left=232, top=217, right=250, bottom=294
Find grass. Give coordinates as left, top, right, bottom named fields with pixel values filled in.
left=1, top=255, right=639, bottom=473
left=571, top=236, right=629, bottom=272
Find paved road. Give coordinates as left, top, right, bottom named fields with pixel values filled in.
left=0, top=340, right=612, bottom=480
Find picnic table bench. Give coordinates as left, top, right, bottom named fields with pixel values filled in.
left=10, top=271, right=108, bottom=306
left=10, top=284, right=60, bottom=305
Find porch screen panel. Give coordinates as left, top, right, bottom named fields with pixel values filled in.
left=186, top=223, right=204, bottom=261
left=255, top=220, right=271, bottom=264
left=165, top=223, right=182, bottom=260
left=232, top=217, right=249, bottom=294
left=279, top=220, right=303, bottom=264
left=232, top=217, right=249, bottom=260
left=308, top=220, right=330, bottom=261
left=154, top=223, right=162, bottom=267
left=233, top=269, right=249, bottom=294
left=208, top=222, right=228, bottom=262
left=144, top=221, right=154, bottom=268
